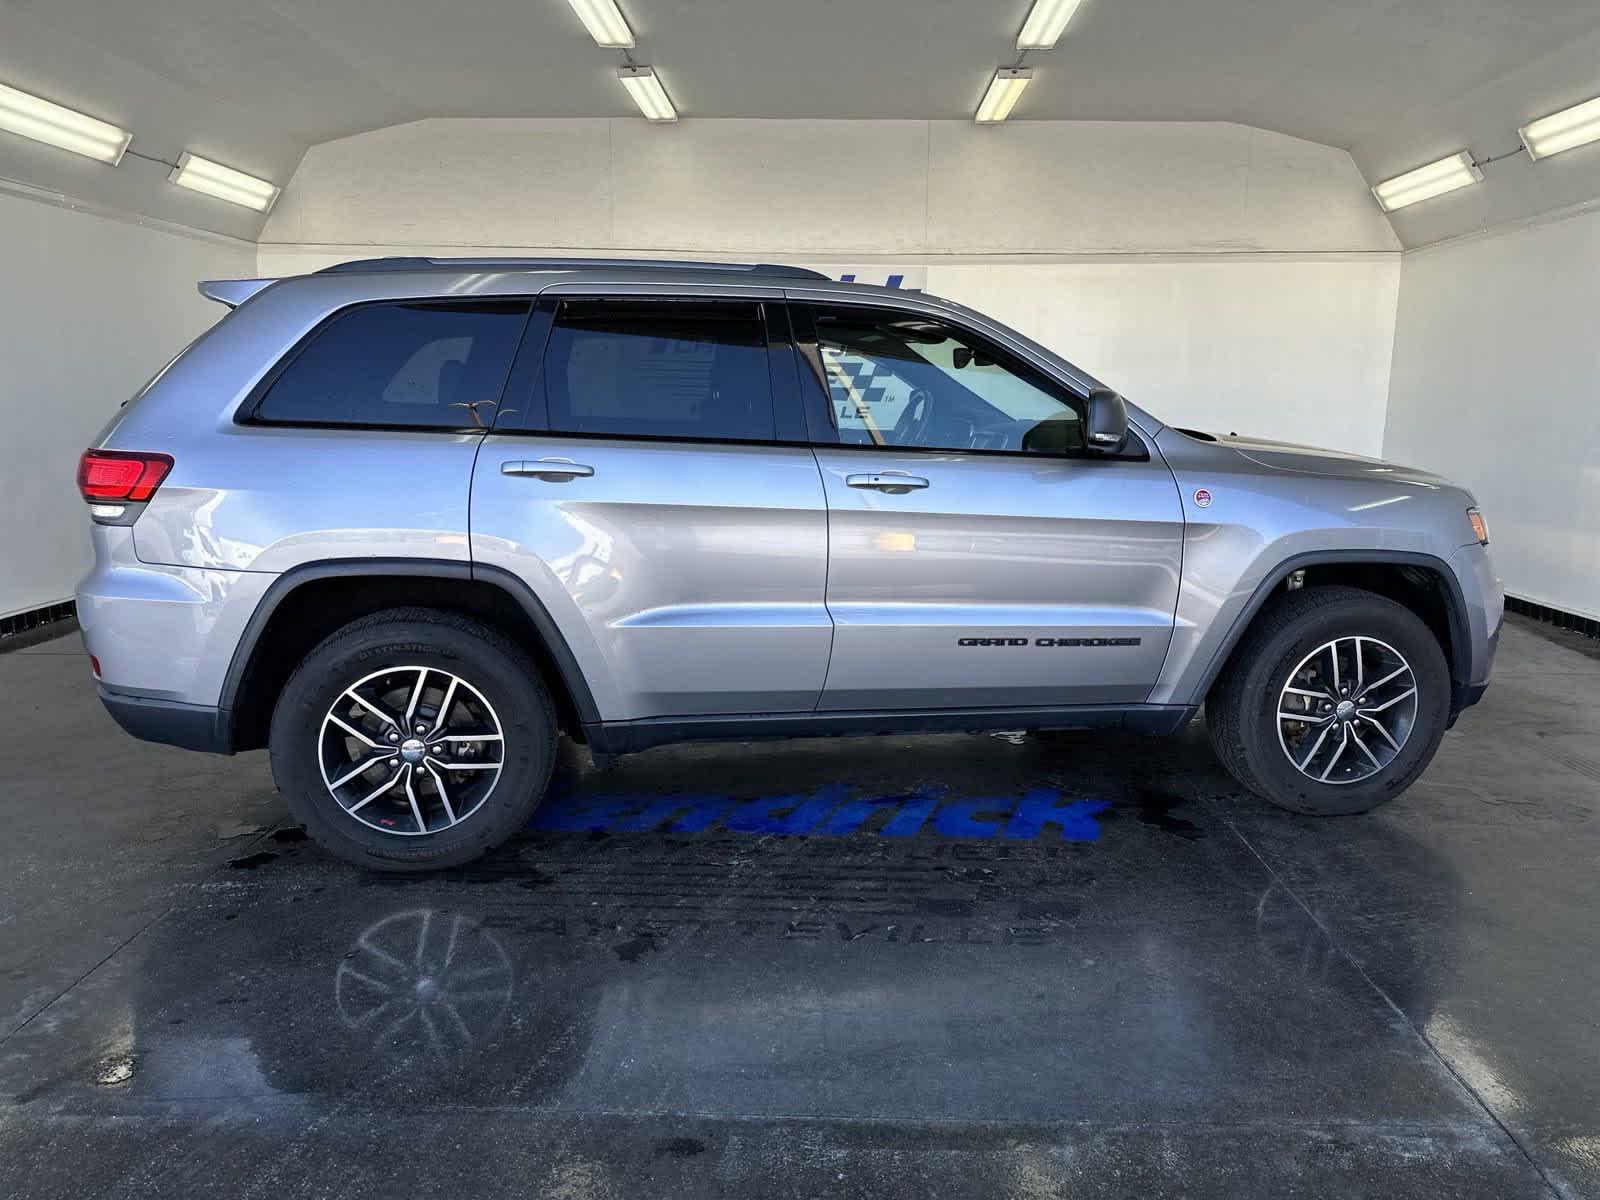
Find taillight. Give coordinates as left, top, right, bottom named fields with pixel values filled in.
left=77, top=450, right=173, bottom=503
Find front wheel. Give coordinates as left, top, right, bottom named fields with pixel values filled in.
left=269, top=608, right=557, bottom=871
left=1206, top=586, right=1451, bottom=815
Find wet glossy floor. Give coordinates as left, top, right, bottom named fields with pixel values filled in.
left=1, top=618, right=1597, bottom=1198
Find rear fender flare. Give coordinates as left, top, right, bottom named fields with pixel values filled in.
left=217, top=558, right=602, bottom=745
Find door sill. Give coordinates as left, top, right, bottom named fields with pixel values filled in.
left=584, top=703, right=1196, bottom=755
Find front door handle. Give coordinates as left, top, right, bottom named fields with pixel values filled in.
left=845, top=471, right=929, bottom=494
left=502, top=458, right=595, bottom=482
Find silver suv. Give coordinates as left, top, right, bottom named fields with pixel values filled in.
left=76, top=258, right=1502, bottom=871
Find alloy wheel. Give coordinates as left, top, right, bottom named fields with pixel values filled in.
left=318, top=665, right=505, bottom=836
left=1276, top=636, right=1418, bottom=785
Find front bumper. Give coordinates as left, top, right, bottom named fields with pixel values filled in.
left=1445, top=542, right=1502, bottom=724
left=98, top=686, right=234, bottom=754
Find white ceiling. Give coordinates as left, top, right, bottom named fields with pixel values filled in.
left=2, top=0, right=1599, bottom=244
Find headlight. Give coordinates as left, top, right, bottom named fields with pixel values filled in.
left=1466, top=507, right=1489, bottom=545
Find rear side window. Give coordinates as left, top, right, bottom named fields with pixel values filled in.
left=543, top=300, right=776, bottom=442
left=254, top=300, right=530, bottom=428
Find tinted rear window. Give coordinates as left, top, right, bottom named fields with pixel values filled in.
left=543, top=300, right=775, bottom=442
left=255, top=300, right=530, bottom=428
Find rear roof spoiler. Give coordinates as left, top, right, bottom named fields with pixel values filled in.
left=198, top=278, right=276, bottom=308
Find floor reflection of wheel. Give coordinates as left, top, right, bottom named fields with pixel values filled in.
left=335, top=909, right=513, bottom=1066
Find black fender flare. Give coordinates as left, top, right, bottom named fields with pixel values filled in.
left=217, top=558, right=602, bottom=748
left=1188, top=549, right=1471, bottom=708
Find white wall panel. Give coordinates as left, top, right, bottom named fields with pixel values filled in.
left=1385, top=208, right=1600, bottom=618
left=609, top=120, right=932, bottom=254
left=0, top=188, right=253, bottom=616
left=930, top=258, right=1401, bottom=455
left=926, top=124, right=1398, bottom=254
left=262, top=118, right=1399, bottom=254
left=264, top=120, right=614, bottom=248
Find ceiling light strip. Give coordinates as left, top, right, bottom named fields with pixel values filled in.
left=976, top=69, right=1033, bottom=124
left=169, top=152, right=280, bottom=212
left=618, top=67, right=676, bottom=122
left=566, top=0, right=635, bottom=48
left=1520, top=95, right=1600, bottom=161
left=1017, top=0, right=1085, bottom=50
left=1371, top=151, right=1482, bottom=212
left=0, top=80, right=131, bottom=165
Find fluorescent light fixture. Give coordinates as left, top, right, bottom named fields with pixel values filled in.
left=618, top=66, right=676, bottom=122
left=1371, top=151, right=1482, bottom=212
left=0, top=80, right=130, bottom=164
left=976, top=68, right=1032, bottom=123
left=566, top=0, right=634, bottom=48
left=1017, top=0, right=1084, bottom=49
left=1520, top=94, right=1600, bottom=161
left=169, top=152, right=280, bottom=212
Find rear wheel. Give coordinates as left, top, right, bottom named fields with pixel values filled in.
left=269, top=608, right=556, bottom=871
left=1206, top=586, right=1450, bottom=815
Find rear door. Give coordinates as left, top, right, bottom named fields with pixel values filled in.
left=471, top=290, right=831, bottom=722
left=791, top=300, right=1184, bottom=711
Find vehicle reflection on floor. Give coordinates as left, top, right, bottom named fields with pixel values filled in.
left=6, top=747, right=1457, bottom=1132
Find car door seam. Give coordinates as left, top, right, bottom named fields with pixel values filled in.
left=811, top=444, right=838, bottom=713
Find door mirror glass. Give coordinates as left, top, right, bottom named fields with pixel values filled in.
left=1085, top=388, right=1129, bottom=453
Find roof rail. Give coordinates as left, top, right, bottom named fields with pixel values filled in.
left=315, top=256, right=830, bottom=280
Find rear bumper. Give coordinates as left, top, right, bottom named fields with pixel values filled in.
left=75, top=525, right=275, bottom=709
left=98, top=686, right=234, bottom=754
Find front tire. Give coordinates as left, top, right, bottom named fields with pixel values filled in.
left=1206, top=586, right=1450, bottom=816
left=269, top=608, right=557, bottom=871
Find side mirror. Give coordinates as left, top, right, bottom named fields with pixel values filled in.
left=1085, top=388, right=1129, bottom=453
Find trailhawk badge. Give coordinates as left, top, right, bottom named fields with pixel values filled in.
left=1193, top=488, right=1213, bottom=508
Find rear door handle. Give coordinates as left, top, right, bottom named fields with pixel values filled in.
left=501, top=458, right=595, bottom=481
left=845, top=471, right=929, bottom=493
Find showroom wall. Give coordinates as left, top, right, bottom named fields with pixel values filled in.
left=0, top=185, right=253, bottom=616
left=259, top=118, right=1403, bottom=455
left=1385, top=203, right=1600, bottom=620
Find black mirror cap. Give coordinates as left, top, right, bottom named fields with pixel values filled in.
left=1085, top=388, right=1129, bottom=453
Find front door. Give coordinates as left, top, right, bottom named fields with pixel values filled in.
left=472, top=295, right=831, bottom=721
left=792, top=302, right=1184, bottom=711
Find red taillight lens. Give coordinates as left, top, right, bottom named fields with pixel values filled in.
left=77, top=450, right=173, bottom=503
left=89, top=655, right=102, bottom=679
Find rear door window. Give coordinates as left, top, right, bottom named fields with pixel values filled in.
left=542, top=299, right=777, bottom=442
left=254, top=299, right=531, bottom=428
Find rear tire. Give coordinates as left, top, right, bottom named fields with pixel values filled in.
left=1206, top=586, right=1450, bottom=816
left=269, top=608, right=556, bottom=871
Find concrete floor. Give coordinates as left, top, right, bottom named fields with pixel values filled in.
left=1, top=617, right=1597, bottom=1199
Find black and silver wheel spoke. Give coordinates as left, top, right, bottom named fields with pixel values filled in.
left=1276, top=635, right=1418, bottom=786
left=319, top=665, right=505, bottom=837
